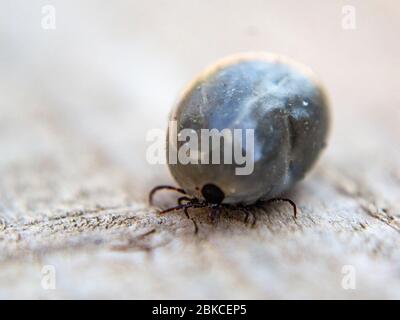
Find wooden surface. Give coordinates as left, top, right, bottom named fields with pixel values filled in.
left=0, top=0, right=399, bottom=299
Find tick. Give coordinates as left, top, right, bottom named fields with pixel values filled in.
left=150, top=52, right=330, bottom=228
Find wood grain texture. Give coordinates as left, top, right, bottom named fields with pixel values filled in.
left=0, top=0, right=399, bottom=299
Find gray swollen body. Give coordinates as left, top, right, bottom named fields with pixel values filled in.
left=167, top=53, right=330, bottom=205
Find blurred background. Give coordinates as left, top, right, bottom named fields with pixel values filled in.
left=0, top=0, right=399, bottom=299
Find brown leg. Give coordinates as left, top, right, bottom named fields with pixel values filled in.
left=243, top=210, right=249, bottom=224
left=266, top=198, right=298, bottom=219
left=149, top=185, right=186, bottom=205
left=250, top=211, right=257, bottom=227
left=238, top=205, right=249, bottom=223
left=159, top=202, right=206, bottom=214
left=184, top=207, right=199, bottom=235
left=179, top=197, right=200, bottom=234
left=209, top=206, right=221, bottom=224
left=178, top=196, right=193, bottom=206
left=158, top=200, right=203, bottom=234
left=239, top=207, right=256, bottom=227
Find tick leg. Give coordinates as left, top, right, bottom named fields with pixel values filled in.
left=240, top=207, right=257, bottom=227
left=160, top=203, right=192, bottom=214
left=177, top=196, right=193, bottom=206
left=184, top=207, right=199, bottom=235
left=159, top=202, right=203, bottom=234
left=178, top=197, right=200, bottom=234
left=250, top=211, right=257, bottom=227
left=159, top=204, right=186, bottom=214
left=243, top=210, right=249, bottom=224
left=149, top=185, right=187, bottom=205
left=266, top=198, right=298, bottom=219
left=244, top=209, right=257, bottom=227
left=209, top=206, right=221, bottom=224
left=238, top=206, right=249, bottom=224
left=159, top=202, right=206, bottom=214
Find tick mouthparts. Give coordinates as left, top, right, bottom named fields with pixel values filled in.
left=201, top=183, right=225, bottom=204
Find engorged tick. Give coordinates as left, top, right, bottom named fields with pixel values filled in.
left=149, top=52, right=330, bottom=229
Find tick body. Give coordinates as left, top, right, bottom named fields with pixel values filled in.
left=150, top=52, right=330, bottom=220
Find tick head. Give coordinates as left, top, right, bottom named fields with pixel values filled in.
left=201, top=183, right=225, bottom=205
